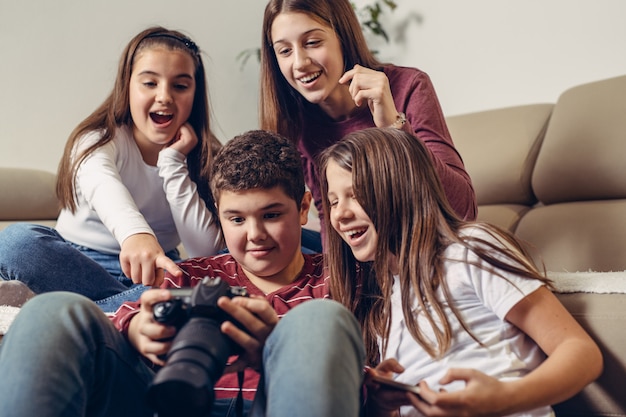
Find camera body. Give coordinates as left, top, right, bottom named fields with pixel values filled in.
left=146, top=276, right=248, bottom=417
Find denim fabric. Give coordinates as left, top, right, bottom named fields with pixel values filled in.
left=0, top=294, right=364, bottom=417
left=93, top=284, right=151, bottom=313
left=301, top=228, right=323, bottom=254
left=250, top=299, right=364, bottom=417
left=0, top=223, right=180, bottom=312
left=0, top=292, right=156, bottom=417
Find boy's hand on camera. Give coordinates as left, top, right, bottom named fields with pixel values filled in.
left=411, top=368, right=510, bottom=417
left=128, top=289, right=177, bottom=367
left=120, top=233, right=182, bottom=287
left=217, top=295, right=278, bottom=373
left=167, top=123, right=198, bottom=156
left=339, top=64, right=399, bottom=128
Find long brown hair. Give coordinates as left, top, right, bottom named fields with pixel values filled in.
left=56, top=26, right=221, bottom=212
left=259, top=0, right=383, bottom=141
left=319, top=128, right=551, bottom=365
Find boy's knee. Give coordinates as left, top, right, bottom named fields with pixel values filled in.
left=19, top=292, right=99, bottom=324
left=291, top=299, right=354, bottom=322
left=4, top=293, right=100, bottom=347
left=1, top=223, right=40, bottom=239
left=276, top=299, right=361, bottom=342
left=0, top=223, right=55, bottom=254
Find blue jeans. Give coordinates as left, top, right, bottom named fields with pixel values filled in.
left=0, top=293, right=364, bottom=417
left=0, top=223, right=180, bottom=312
left=301, top=228, right=322, bottom=254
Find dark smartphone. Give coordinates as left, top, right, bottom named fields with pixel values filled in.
left=369, top=373, right=422, bottom=396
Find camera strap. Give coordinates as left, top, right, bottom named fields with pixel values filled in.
left=235, top=370, right=245, bottom=417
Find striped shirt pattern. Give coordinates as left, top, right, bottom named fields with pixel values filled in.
left=110, top=252, right=329, bottom=400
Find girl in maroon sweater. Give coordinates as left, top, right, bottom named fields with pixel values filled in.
left=260, top=0, right=477, bottom=246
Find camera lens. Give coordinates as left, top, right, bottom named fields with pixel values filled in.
left=147, top=317, right=233, bottom=417
left=146, top=278, right=249, bottom=417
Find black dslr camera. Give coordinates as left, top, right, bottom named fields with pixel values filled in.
left=146, top=276, right=248, bottom=417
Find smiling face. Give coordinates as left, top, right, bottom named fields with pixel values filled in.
left=326, top=159, right=378, bottom=262
left=218, top=186, right=311, bottom=287
left=270, top=12, right=352, bottom=115
left=129, top=47, right=196, bottom=163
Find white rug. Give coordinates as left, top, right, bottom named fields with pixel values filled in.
left=548, top=271, right=626, bottom=294
left=0, top=305, right=20, bottom=335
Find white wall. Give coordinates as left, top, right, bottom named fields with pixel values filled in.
left=1, top=0, right=625, bottom=173
left=373, top=0, right=626, bottom=117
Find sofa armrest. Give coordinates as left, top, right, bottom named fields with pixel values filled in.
left=550, top=270, right=626, bottom=416
left=0, top=167, right=59, bottom=222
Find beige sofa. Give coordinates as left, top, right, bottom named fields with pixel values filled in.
left=0, top=168, right=59, bottom=334
left=0, top=167, right=59, bottom=231
left=1, top=75, right=625, bottom=415
left=448, top=74, right=626, bottom=416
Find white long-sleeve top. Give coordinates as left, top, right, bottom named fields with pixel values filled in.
left=56, top=126, right=221, bottom=257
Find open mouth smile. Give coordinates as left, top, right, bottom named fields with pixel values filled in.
left=298, top=71, right=322, bottom=84
left=150, top=111, right=174, bottom=125
left=344, top=227, right=367, bottom=242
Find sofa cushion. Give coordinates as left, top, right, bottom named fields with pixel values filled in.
left=532, top=75, right=626, bottom=205
left=0, top=168, right=59, bottom=222
left=475, top=204, right=530, bottom=231
left=515, top=200, right=626, bottom=272
left=447, top=103, right=553, bottom=206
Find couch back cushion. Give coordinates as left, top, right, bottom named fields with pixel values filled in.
left=448, top=104, right=554, bottom=206
left=517, top=75, right=626, bottom=272
left=532, top=75, right=626, bottom=204
left=447, top=104, right=553, bottom=230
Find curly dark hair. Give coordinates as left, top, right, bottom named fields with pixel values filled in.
left=210, top=130, right=305, bottom=208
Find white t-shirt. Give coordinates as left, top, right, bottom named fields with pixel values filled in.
left=56, top=127, right=220, bottom=256
left=381, top=227, right=552, bottom=417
